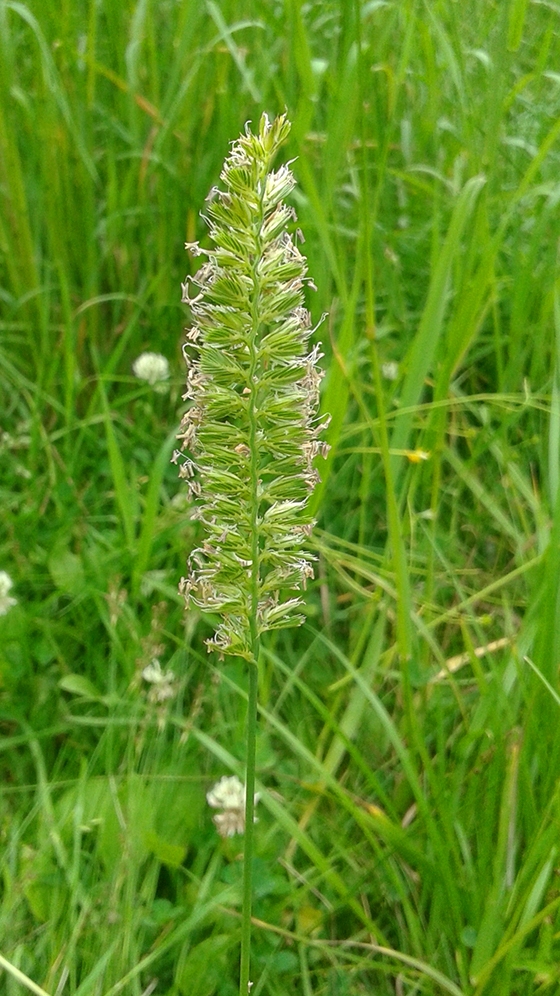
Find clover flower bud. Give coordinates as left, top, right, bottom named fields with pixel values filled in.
left=176, top=113, right=328, bottom=661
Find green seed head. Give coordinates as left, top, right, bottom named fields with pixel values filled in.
left=176, top=113, right=329, bottom=661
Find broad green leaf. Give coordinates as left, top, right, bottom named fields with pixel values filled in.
left=58, top=674, right=101, bottom=699
left=48, top=548, right=85, bottom=594
left=143, top=830, right=186, bottom=869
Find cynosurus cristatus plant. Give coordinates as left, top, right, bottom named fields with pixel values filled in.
left=175, top=112, right=328, bottom=995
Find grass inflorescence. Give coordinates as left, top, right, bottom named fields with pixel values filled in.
left=177, top=112, right=328, bottom=661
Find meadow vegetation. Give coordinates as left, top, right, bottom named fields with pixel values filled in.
left=1, top=1, right=560, bottom=994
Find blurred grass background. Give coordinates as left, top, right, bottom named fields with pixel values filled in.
left=2, top=0, right=560, bottom=993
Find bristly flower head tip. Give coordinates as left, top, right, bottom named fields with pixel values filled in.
left=176, top=113, right=329, bottom=662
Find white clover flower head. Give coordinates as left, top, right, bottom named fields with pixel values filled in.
left=207, top=775, right=245, bottom=809
left=382, top=361, right=399, bottom=381
left=176, top=113, right=329, bottom=662
left=142, top=659, right=176, bottom=703
left=206, top=775, right=260, bottom=838
left=133, top=352, right=170, bottom=390
left=212, top=810, right=246, bottom=838
left=0, top=571, right=17, bottom=616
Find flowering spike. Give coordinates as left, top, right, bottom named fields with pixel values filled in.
left=177, top=114, right=329, bottom=661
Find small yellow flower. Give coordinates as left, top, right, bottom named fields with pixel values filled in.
left=406, top=449, right=430, bottom=463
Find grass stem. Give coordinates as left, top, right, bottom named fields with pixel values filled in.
left=0, top=954, right=52, bottom=996
left=240, top=657, right=259, bottom=996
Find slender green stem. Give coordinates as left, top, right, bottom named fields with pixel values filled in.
left=0, top=954, right=52, bottom=996
left=239, top=656, right=259, bottom=996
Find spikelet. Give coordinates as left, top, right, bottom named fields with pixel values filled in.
left=175, top=113, right=329, bottom=661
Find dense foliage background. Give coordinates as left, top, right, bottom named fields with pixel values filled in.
left=2, top=1, right=560, bottom=993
